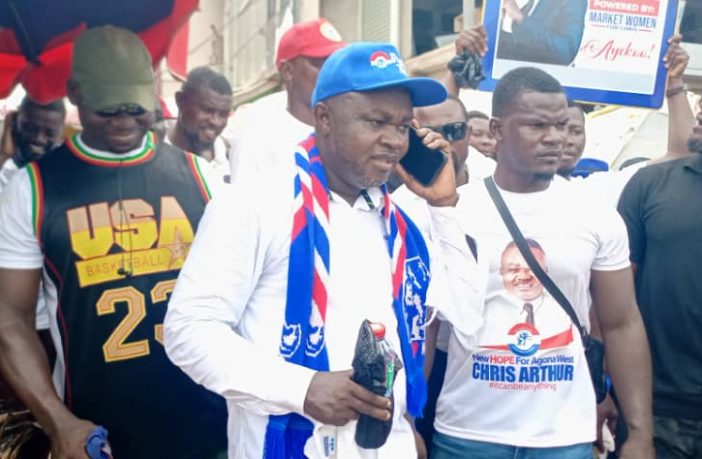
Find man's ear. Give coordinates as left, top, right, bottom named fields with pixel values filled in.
left=66, top=80, right=80, bottom=106
left=313, top=102, right=332, bottom=136
left=489, top=117, right=503, bottom=143
left=278, top=60, right=293, bottom=89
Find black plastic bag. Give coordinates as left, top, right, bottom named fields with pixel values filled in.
left=447, top=52, right=485, bottom=89
left=351, top=320, right=403, bottom=449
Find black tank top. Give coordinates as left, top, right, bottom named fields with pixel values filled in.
left=31, top=133, right=227, bottom=458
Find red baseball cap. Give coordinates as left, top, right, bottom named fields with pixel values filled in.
left=275, top=18, right=346, bottom=67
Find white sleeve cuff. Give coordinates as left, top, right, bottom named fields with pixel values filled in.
left=265, top=361, right=316, bottom=415
left=0, top=170, right=43, bottom=268
left=428, top=204, right=474, bottom=261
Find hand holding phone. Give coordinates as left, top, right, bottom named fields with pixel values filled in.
left=399, top=126, right=448, bottom=187
left=396, top=124, right=458, bottom=207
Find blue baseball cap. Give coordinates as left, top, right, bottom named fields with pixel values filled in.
left=570, top=158, right=609, bottom=178
left=311, top=42, right=447, bottom=107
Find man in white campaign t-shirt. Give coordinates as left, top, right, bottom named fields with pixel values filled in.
left=430, top=177, right=634, bottom=456
left=398, top=67, right=654, bottom=459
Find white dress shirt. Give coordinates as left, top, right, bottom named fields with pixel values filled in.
left=164, top=133, right=231, bottom=183
left=228, top=91, right=314, bottom=186
left=0, top=157, right=19, bottom=193
left=165, top=174, right=450, bottom=458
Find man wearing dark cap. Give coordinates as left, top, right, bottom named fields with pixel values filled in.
left=229, top=18, right=346, bottom=185
left=165, top=42, right=451, bottom=458
left=0, top=26, right=226, bottom=459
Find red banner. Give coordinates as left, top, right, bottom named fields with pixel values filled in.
left=588, top=0, right=660, bottom=16
left=167, top=22, right=190, bottom=82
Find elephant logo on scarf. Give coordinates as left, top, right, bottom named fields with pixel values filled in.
left=403, top=256, right=430, bottom=353
left=305, top=308, right=326, bottom=357
left=306, top=324, right=326, bottom=357
left=280, top=323, right=302, bottom=358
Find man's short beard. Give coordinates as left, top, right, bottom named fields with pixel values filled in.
left=534, top=171, right=556, bottom=182
left=687, top=136, right=702, bottom=154
left=385, top=170, right=404, bottom=193
left=556, top=166, right=574, bottom=178
left=17, top=141, right=53, bottom=163
left=185, top=131, right=214, bottom=155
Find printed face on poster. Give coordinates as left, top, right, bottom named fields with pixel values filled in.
left=479, top=0, right=680, bottom=108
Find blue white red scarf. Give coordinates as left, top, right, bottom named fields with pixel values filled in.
left=263, top=135, right=431, bottom=458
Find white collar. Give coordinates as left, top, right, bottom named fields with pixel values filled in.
left=329, top=187, right=386, bottom=211
left=75, top=133, right=149, bottom=160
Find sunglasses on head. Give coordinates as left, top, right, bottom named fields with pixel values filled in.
left=95, top=104, right=148, bottom=118
left=425, top=121, right=468, bottom=142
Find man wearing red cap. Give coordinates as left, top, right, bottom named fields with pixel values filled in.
left=229, top=18, right=346, bottom=185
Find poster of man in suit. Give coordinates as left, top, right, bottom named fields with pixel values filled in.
left=497, top=0, right=588, bottom=66
left=482, top=0, right=679, bottom=108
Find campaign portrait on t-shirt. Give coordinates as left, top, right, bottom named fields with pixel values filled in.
left=473, top=238, right=577, bottom=391
left=480, top=239, right=573, bottom=349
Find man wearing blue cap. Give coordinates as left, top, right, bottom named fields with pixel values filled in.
left=164, top=43, right=451, bottom=458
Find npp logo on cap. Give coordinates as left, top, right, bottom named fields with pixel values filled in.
left=311, top=42, right=447, bottom=107
left=369, top=51, right=407, bottom=74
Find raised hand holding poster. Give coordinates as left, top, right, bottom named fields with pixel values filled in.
left=481, top=0, right=680, bottom=108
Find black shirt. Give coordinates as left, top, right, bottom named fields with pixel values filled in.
left=34, top=138, right=227, bottom=458
left=617, top=154, right=702, bottom=420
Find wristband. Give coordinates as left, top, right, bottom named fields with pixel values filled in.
left=666, top=85, right=688, bottom=98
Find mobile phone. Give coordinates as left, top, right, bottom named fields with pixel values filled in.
left=399, top=126, right=448, bottom=186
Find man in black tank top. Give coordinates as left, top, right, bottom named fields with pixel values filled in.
left=0, top=26, right=226, bottom=458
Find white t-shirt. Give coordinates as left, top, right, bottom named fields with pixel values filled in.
left=466, top=146, right=496, bottom=181
left=164, top=133, right=231, bottom=183
left=1, top=156, right=49, bottom=329
left=228, top=91, right=314, bottom=186
left=431, top=178, right=630, bottom=447
left=164, top=174, right=450, bottom=459
left=0, top=157, right=19, bottom=193
left=556, top=163, right=645, bottom=208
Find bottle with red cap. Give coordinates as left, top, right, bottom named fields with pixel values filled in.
left=351, top=320, right=403, bottom=449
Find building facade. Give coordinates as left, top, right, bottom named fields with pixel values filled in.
left=159, top=0, right=477, bottom=103
left=162, top=0, right=701, bottom=104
